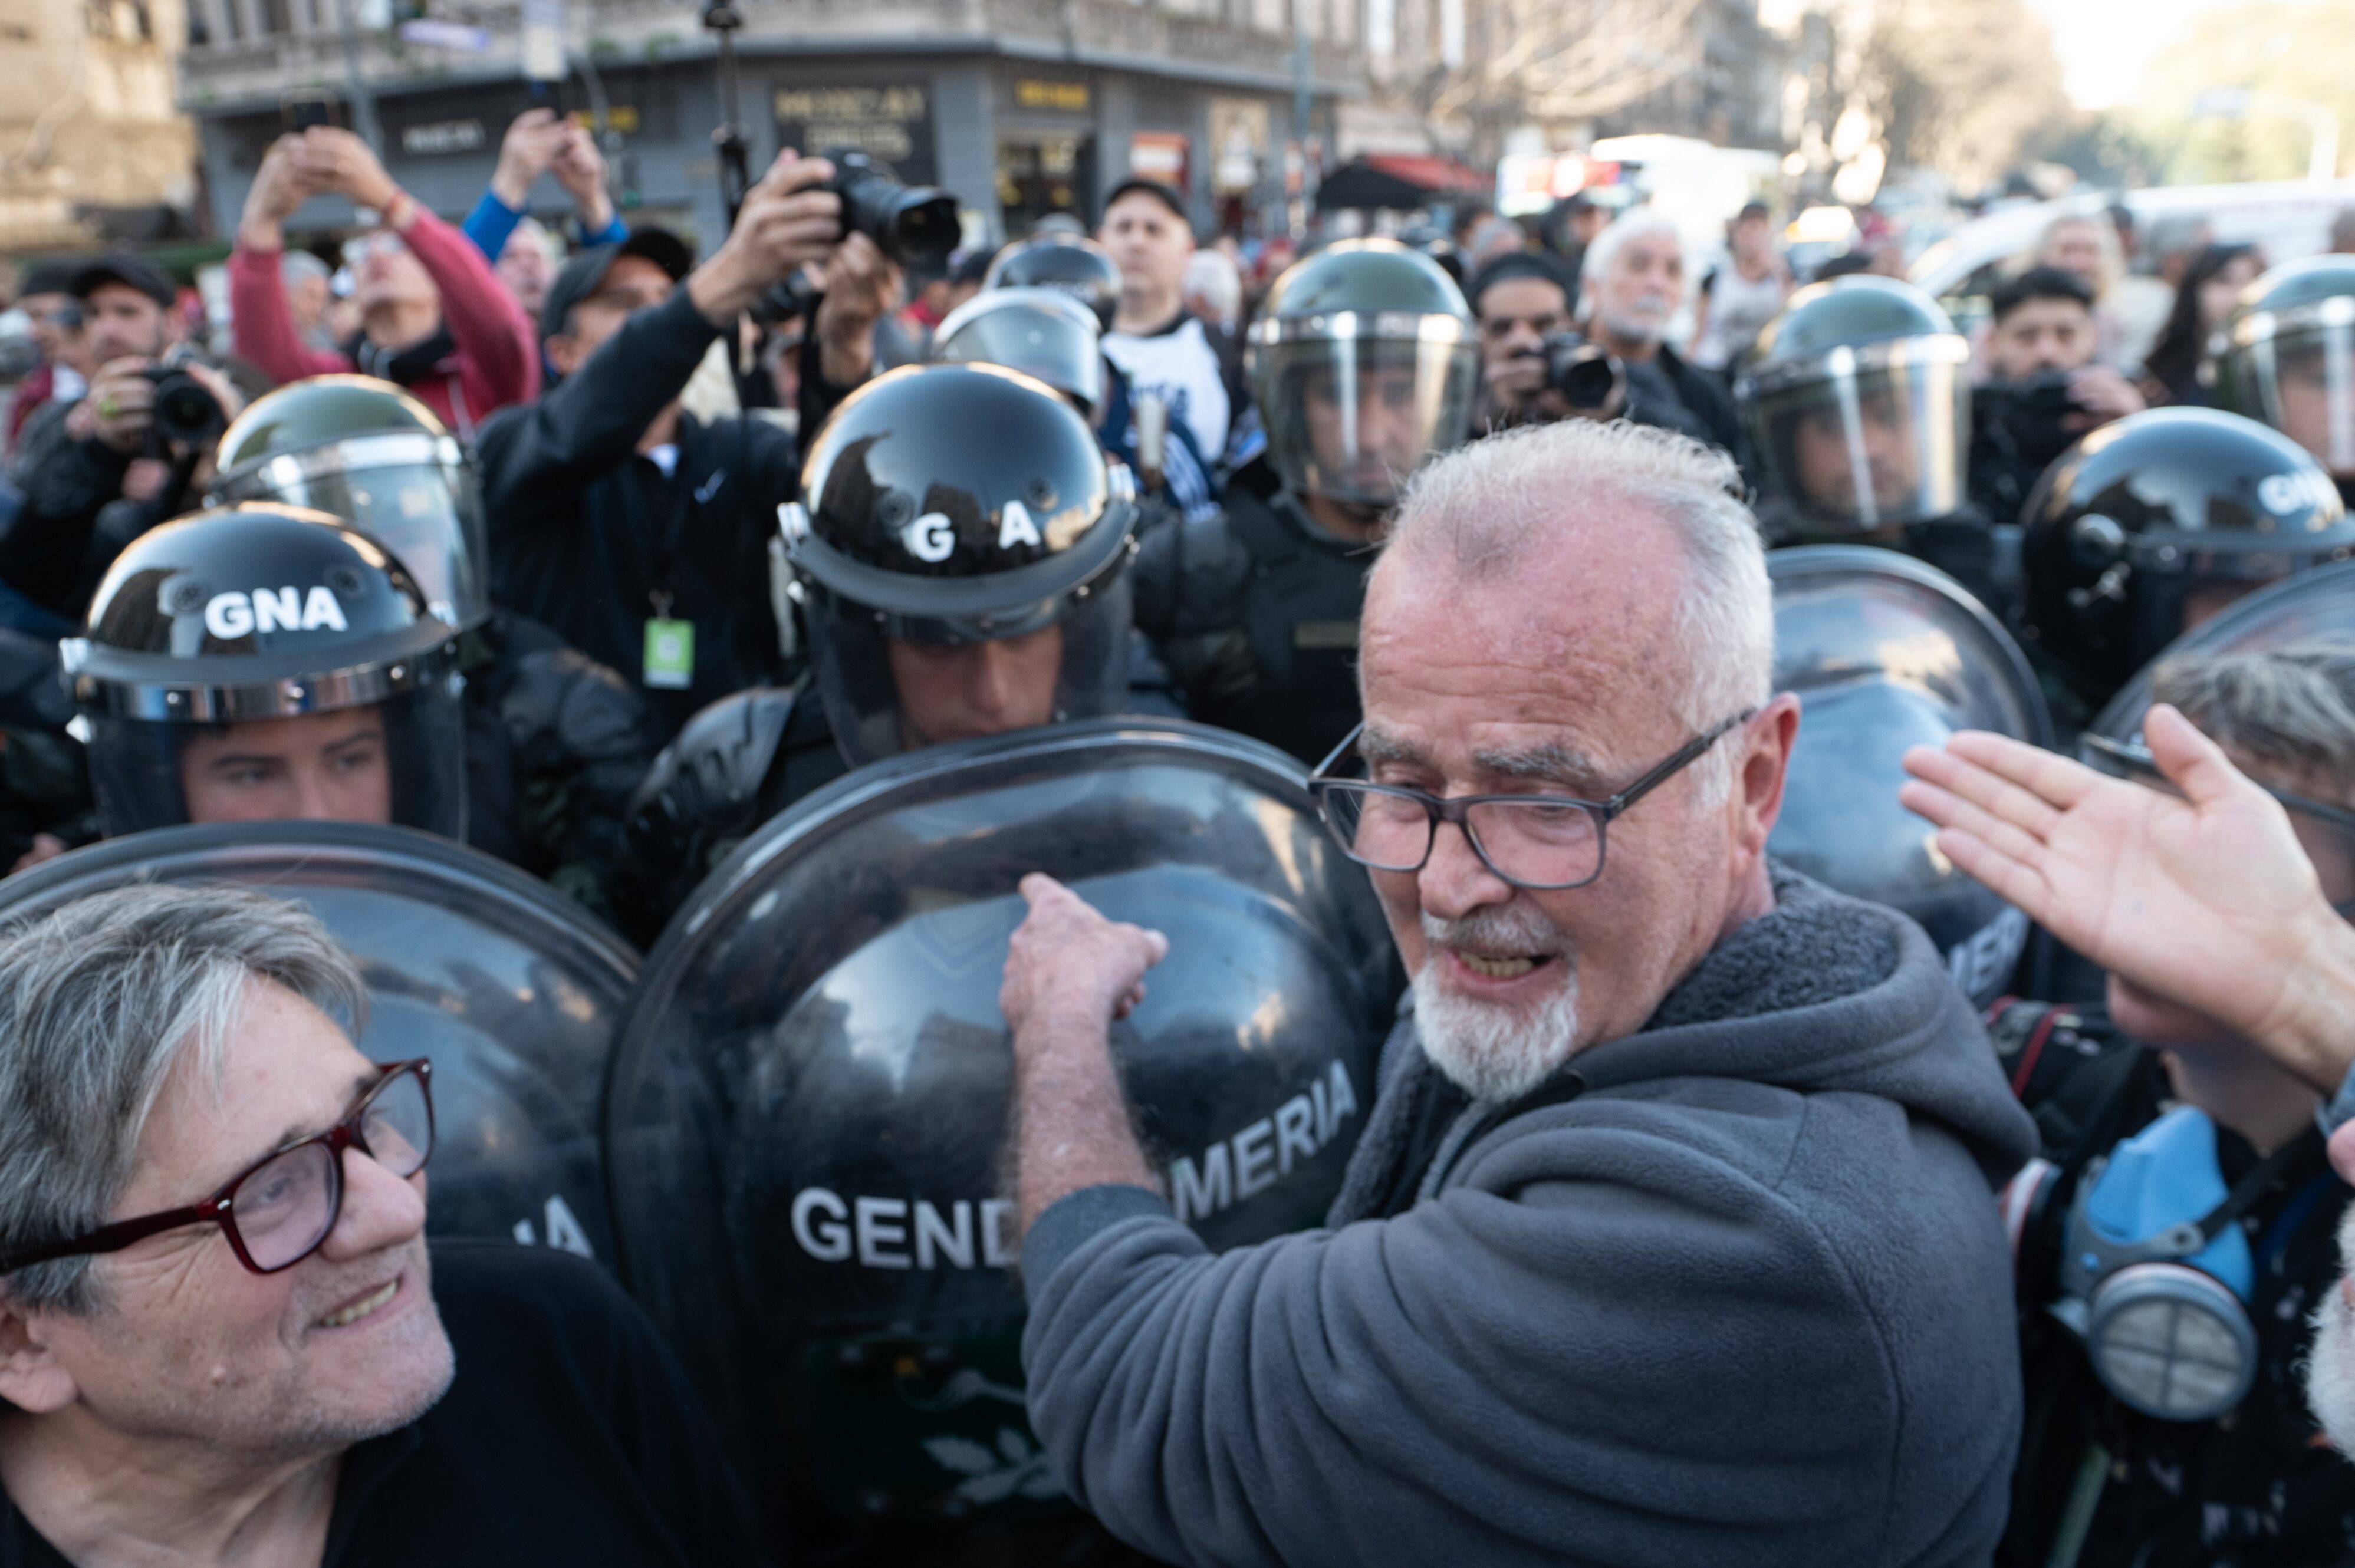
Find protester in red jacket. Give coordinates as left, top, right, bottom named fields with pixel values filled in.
left=231, top=129, right=538, bottom=436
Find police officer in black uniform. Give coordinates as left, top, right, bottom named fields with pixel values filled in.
left=1130, top=239, right=1479, bottom=766
left=208, top=375, right=650, bottom=912
left=61, top=501, right=472, bottom=839
left=2217, top=254, right=2355, bottom=508
left=2017, top=406, right=2355, bottom=727
left=1738, top=276, right=2002, bottom=608
left=611, top=361, right=1143, bottom=938
left=1995, top=638, right=2355, bottom=1568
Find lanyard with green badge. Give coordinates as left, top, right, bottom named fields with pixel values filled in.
left=642, top=454, right=700, bottom=690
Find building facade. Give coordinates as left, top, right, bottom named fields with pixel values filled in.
left=176, top=0, right=1368, bottom=248
left=1, top=0, right=202, bottom=251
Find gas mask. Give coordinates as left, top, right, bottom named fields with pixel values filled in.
left=2037, top=1105, right=2316, bottom=1422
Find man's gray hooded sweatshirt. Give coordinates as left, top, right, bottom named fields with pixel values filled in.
left=1019, top=867, right=2039, bottom=1567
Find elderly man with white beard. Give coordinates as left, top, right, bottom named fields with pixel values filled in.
left=997, top=419, right=2039, bottom=1567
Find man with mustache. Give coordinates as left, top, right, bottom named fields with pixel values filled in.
left=1577, top=210, right=1752, bottom=475
left=1001, top=419, right=2037, bottom=1566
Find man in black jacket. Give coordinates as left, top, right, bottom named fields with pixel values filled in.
left=473, top=151, right=894, bottom=742
left=1576, top=211, right=1754, bottom=478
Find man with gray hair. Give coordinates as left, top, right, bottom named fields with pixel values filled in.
left=0, top=883, right=764, bottom=1566
left=1579, top=209, right=1752, bottom=472
left=998, top=419, right=2037, bottom=1565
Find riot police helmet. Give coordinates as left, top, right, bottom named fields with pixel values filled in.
left=2019, top=407, right=2355, bottom=702
left=777, top=363, right=1142, bottom=766
left=1768, top=545, right=2053, bottom=1006
left=61, top=502, right=468, bottom=839
left=1249, top=239, right=1479, bottom=509
left=982, top=233, right=1123, bottom=326
left=1738, top=276, right=1972, bottom=534
left=2218, top=255, right=2355, bottom=490
left=210, top=375, right=490, bottom=631
left=933, top=286, right=1107, bottom=414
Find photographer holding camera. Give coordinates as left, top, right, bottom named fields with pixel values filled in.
left=473, top=149, right=896, bottom=742
left=1467, top=254, right=1625, bottom=433
left=1, top=256, right=238, bottom=627
left=1969, top=265, right=2146, bottom=523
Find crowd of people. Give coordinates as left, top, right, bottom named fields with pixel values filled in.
left=0, top=102, right=2353, bottom=1566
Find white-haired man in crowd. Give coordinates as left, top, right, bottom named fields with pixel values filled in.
left=996, top=419, right=2037, bottom=1567
left=1578, top=210, right=1752, bottom=472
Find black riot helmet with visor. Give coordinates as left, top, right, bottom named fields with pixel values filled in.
left=982, top=233, right=1124, bottom=327
left=209, top=375, right=490, bottom=631
left=1249, top=239, right=1479, bottom=509
left=933, top=286, right=1107, bottom=414
left=777, top=363, right=1142, bottom=767
left=1738, top=276, right=1972, bottom=535
left=2218, top=255, right=2355, bottom=497
left=2019, top=407, right=2355, bottom=703
left=60, top=502, right=468, bottom=839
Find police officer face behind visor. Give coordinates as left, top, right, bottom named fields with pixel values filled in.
left=61, top=503, right=466, bottom=838
left=1741, top=275, right=1971, bottom=537
left=1252, top=239, right=1479, bottom=532
left=779, top=362, right=1142, bottom=765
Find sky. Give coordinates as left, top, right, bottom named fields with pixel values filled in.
left=2024, top=0, right=2234, bottom=109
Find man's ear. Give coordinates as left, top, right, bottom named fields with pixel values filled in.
left=0, top=1296, right=84, bottom=1416
left=1734, top=692, right=1802, bottom=858
left=544, top=332, right=581, bottom=377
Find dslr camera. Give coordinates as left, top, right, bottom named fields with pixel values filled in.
left=821, top=149, right=959, bottom=269
left=140, top=345, right=228, bottom=450
left=1531, top=332, right=1626, bottom=413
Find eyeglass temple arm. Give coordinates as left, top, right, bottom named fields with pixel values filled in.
left=1310, top=722, right=1366, bottom=780
left=0, top=1201, right=224, bottom=1275
left=1604, top=708, right=1759, bottom=813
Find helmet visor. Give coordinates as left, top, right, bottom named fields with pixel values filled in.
left=87, top=678, right=468, bottom=842
left=1259, top=336, right=1477, bottom=508
left=2228, top=319, right=2355, bottom=477
left=217, top=451, right=490, bottom=629
left=935, top=292, right=1104, bottom=413
left=807, top=574, right=1134, bottom=766
left=1752, top=357, right=1969, bottom=532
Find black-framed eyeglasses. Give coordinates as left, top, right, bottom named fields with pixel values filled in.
left=2082, top=733, right=2355, bottom=920
left=0, top=1060, right=435, bottom=1279
left=1306, top=709, right=1758, bottom=891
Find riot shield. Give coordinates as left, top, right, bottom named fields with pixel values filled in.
left=606, top=717, right=1397, bottom=1550
left=1769, top=546, right=2054, bottom=1004
left=0, top=821, right=633, bottom=1261
left=2089, top=557, right=2355, bottom=742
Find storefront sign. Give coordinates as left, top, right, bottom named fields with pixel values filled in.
left=774, top=84, right=937, bottom=182
left=1014, top=78, right=1089, bottom=113
left=399, top=118, right=486, bottom=155
left=1129, top=130, right=1188, bottom=190
left=1208, top=98, right=1268, bottom=195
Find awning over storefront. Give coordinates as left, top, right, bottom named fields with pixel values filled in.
left=1315, top=153, right=1490, bottom=212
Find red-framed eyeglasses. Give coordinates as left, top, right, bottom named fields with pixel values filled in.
left=0, top=1059, right=435, bottom=1278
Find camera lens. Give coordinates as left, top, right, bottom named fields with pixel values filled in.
left=1547, top=342, right=1622, bottom=411
left=148, top=370, right=226, bottom=446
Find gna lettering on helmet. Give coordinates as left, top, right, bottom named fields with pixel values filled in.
left=899, top=501, right=1048, bottom=564
left=2256, top=470, right=2337, bottom=518
left=785, top=1058, right=1362, bottom=1270
left=200, top=587, right=349, bottom=640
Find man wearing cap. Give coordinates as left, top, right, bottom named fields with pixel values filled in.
left=1098, top=179, right=1251, bottom=472
left=473, top=151, right=896, bottom=742
left=1467, top=253, right=1590, bottom=433
left=232, top=127, right=538, bottom=437
left=2, top=255, right=241, bottom=624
